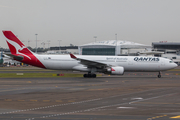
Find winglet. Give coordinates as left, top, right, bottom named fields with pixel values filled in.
left=70, top=53, right=77, bottom=59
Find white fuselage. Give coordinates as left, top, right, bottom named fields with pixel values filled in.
left=35, top=54, right=177, bottom=72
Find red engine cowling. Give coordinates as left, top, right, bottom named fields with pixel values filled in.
left=107, top=66, right=124, bottom=75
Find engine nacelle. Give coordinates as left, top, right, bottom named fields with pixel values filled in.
left=106, top=66, right=124, bottom=75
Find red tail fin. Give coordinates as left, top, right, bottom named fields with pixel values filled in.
left=3, top=31, right=46, bottom=68
left=3, top=31, right=25, bottom=49
left=3, top=31, right=32, bottom=56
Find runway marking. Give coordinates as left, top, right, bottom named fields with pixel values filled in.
left=0, top=98, right=103, bottom=116
left=25, top=93, right=174, bottom=120
left=131, top=97, right=143, bottom=100
left=117, top=107, right=135, bottom=109
left=147, top=115, right=167, bottom=120
left=3, top=99, right=67, bottom=102
left=0, top=86, right=63, bottom=93
left=0, top=88, right=174, bottom=119
left=0, top=87, right=54, bottom=93
left=28, top=102, right=129, bottom=120
left=134, top=102, right=180, bottom=105
left=129, top=93, right=177, bottom=105
left=0, top=88, right=25, bottom=92
left=170, top=115, right=180, bottom=118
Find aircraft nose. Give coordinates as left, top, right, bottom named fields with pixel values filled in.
left=173, top=63, right=178, bottom=68
left=174, top=63, right=178, bottom=67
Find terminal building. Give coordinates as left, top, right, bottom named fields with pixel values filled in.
left=152, top=42, right=180, bottom=63
left=49, top=46, right=78, bottom=54
left=78, top=40, right=151, bottom=56
left=152, top=42, right=180, bottom=53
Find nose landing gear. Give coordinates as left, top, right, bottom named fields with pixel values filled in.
left=158, top=71, right=161, bottom=78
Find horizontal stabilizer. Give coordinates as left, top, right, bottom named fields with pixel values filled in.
left=5, top=54, right=24, bottom=61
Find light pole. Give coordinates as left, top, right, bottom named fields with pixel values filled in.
left=28, top=40, right=31, bottom=47
left=35, top=34, right=38, bottom=53
left=94, top=36, right=97, bottom=42
left=58, top=40, right=62, bottom=53
left=47, top=40, right=50, bottom=49
left=115, top=33, right=117, bottom=56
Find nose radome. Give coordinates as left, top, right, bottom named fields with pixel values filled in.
left=174, top=63, right=178, bottom=68
left=172, top=63, right=178, bottom=68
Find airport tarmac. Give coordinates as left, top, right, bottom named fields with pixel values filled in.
left=0, top=68, right=180, bottom=120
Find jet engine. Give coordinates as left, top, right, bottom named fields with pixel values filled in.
left=106, top=66, right=124, bottom=75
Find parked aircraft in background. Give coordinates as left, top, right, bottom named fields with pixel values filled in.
left=3, top=31, right=177, bottom=78
left=3, top=54, right=19, bottom=65
left=0, top=51, right=3, bottom=66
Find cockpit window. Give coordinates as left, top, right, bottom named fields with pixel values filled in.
left=169, top=61, right=173, bottom=63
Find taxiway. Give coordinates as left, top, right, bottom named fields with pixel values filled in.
left=0, top=68, right=179, bottom=120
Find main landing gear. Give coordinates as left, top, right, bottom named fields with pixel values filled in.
left=83, top=74, right=96, bottom=78
left=158, top=71, right=161, bottom=78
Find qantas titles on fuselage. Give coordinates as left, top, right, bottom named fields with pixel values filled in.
left=134, top=57, right=159, bottom=62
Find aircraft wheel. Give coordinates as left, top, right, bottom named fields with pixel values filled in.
left=158, top=71, right=161, bottom=78
left=158, top=74, right=161, bottom=78
left=84, top=74, right=87, bottom=78
left=92, top=74, right=96, bottom=78
left=88, top=74, right=91, bottom=78
left=83, top=74, right=96, bottom=78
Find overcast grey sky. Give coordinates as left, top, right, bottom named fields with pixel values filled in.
left=0, top=0, right=180, bottom=48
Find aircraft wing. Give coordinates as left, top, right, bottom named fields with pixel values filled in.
left=70, top=54, right=110, bottom=68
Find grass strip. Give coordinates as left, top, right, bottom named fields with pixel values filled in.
left=0, top=69, right=55, bottom=71
left=0, top=73, right=84, bottom=78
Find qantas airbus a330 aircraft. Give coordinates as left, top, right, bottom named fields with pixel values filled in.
left=3, top=31, right=177, bottom=78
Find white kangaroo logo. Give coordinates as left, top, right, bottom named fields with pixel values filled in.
left=6, top=39, right=31, bottom=60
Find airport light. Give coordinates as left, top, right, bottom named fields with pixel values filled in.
left=47, top=40, right=50, bottom=49
left=94, top=36, right=97, bottom=42
left=28, top=40, right=31, bottom=47
left=58, top=40, right=62, bottom=53
left=35, top=34, right=38, bottom=53
left=115, top=33, right=117, bottom=56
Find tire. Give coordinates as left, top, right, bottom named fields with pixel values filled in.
left=84, top=74, right=96, bottom=78
left=158, top=74, right=161, bottom=78
left=84, top=74, right=87, bottom=78
left=87, top=74, right=91, bottom=78
left=92, top=74, right=96, bottom=78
